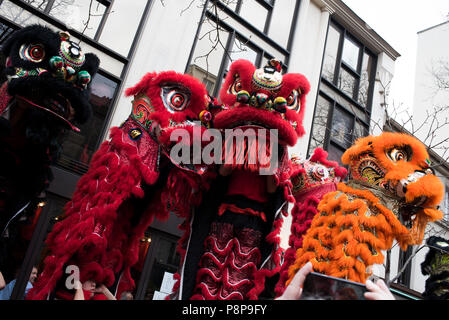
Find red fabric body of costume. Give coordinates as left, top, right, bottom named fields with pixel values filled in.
left=274, top=148, right=347, bottom=296
left=190, top=222, right=262, bottom=300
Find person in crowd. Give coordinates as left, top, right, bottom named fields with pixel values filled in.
left=120, top=291, right=134, bottom=300
left=0, top=266, right=38, bottom=299
left=73, top=279, right=116, bottom=300
left=0, top=271, right=5, bottom=290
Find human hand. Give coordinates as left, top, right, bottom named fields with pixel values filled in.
left=276, top=262, right=313, bottom=300
left=94, top=284, right=106, bottom=294
left=364, top=279, right=395, bottom=300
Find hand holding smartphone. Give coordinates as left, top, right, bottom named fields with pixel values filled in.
left=300, top=272, right=367, bottom=300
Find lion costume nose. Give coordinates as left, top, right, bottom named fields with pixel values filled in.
left=398, top=170, right=433, bottom=197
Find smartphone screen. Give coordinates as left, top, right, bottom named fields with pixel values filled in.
left=300, top=272, right=367, bottom=300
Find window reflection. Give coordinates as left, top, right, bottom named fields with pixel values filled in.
left=48, top=0, right=107, bottom=39
left=0, top=0, right=39, bottom=26
left=327, top=144, right=344, bottom=165
left=0, top=18, right=16, bottom=44
left=309, top=96, right=331, bottom=154
left=338, top=68, right=356, bottom=98
left=331, top=107, right=353, bottom=148
left=9, top=0, right=108, bottom=40
left=322, top=24, right=341, bottom=83
left=353, top=119, right=368, bottom=141
left=444, top=190, right=449, bottom=221
left=188, top=16, right=231, bottom=94
left=358, top=52, right=373, bottom=107
left=229, top=38, right=258, bottom=64
left=142, top=231, right=181, bottom=300
left=342, top=37, right=360, bottom=71
left=220, top=0, right=239, bottom=12
left=239, top=1, right=268, bottom=32
left=56, top=73, right=117, bottom=175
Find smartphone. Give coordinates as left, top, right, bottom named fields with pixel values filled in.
left=300, top=272, right=367, bottom=300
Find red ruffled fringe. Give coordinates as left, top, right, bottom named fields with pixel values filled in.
left=27, top=120, right=160, bottom=300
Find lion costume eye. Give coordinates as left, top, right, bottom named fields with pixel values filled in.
left=286, top=89, right=301, bottom=111
left=19, top=43, right=46, bottom=63
left=161, top=86, right=190, bottom=112
left=387, top=148, right=410, bottom=162
left=229, top=75, right=243, bottom=95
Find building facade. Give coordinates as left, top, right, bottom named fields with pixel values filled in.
left=400, top=20, right=449, bottom=296
left=5, top=0, right=440, bottom=300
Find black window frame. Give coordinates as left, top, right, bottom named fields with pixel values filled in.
left=397, top=245, right=413, bottom=287
left=228, top=0, right=275, bottom=34
left=186, top=0, right=301, bottom=97
left=308, top=18, right=378, bottom=162
left=325, top=20, right=377, bottom=112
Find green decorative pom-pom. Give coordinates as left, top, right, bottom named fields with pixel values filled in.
left=78, top=70, right=91, bottom=86
left=49, top=56, right=64, bottom=70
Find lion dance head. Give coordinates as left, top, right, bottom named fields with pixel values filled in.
left=342, top=132, right=444, bottom=247
left=287, top=132, right=444, bottom=284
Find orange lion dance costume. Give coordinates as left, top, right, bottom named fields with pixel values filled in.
left=287, top=132, right=444, bottom=284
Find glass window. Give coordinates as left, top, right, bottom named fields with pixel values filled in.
left=444, top=189, right=449, bottom=221
left=311, top=20, right=376, bottom=163
left=338, top=67, right=356, bottom=98
left=27, top=0, right=47, bottom=10
left=141, top=231, right=181, bottom=300
left=353, top=119, right=368, bottom=141
left=266, top=0, right=296, bottom=49
left=229, top=38, right=258, bottom=65
left=188, top=17, right=231, bottom=89
left=4, top=0, right=109, bottom=40
left=56, top=73, right=118, bottom=175
left=322, top=24, right=341, bottom=83
left=239, top=1, right=268, bottom=32
left=0, top=1, right=40, bottom=25
left=309, top=95, right=331, bottom=153
left=47, top=0, right=108, bottom=40
left=327, top=144, right=344, bottom=164
left=0, top=18, right=17, bottom=44
left=97, top=0, right=147, bottom=56
left=331, top=107, right=353, bottom=148
left=342, top=37, right=360, bottom=71
left=220, top=0, right=238, bottom=12
left=358, top=52, right=374, bottom=107
left=0, top=191, right=68, bottom=295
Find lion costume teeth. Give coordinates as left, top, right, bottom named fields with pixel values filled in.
left=287, top=132, right=444, bottom=284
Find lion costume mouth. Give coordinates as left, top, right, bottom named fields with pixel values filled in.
left=213, top=106, right=298, bottom=146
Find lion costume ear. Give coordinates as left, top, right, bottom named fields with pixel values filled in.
left=341, top=136, right=375, bottom=164
left=219, top=59, right=256, bottom=106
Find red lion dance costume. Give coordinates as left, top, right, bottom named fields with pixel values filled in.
left=28, top=71, right=212, bottom=299
left=29, top=58, right=313, bottom=300
left=170, top=59, right=311, bottom=300
left=274, top=148, right=347, bottom=296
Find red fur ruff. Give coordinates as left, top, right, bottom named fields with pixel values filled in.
left=274, top=196, right=320, bottom=296
left=27, top=118, right=161, bottom=300
left=274, top=148, right=346, bottom=296
left=0, top=81, right=12, bottom=115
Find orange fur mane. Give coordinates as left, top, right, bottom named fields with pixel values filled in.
left=287, top=132, right=444, bottom=284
